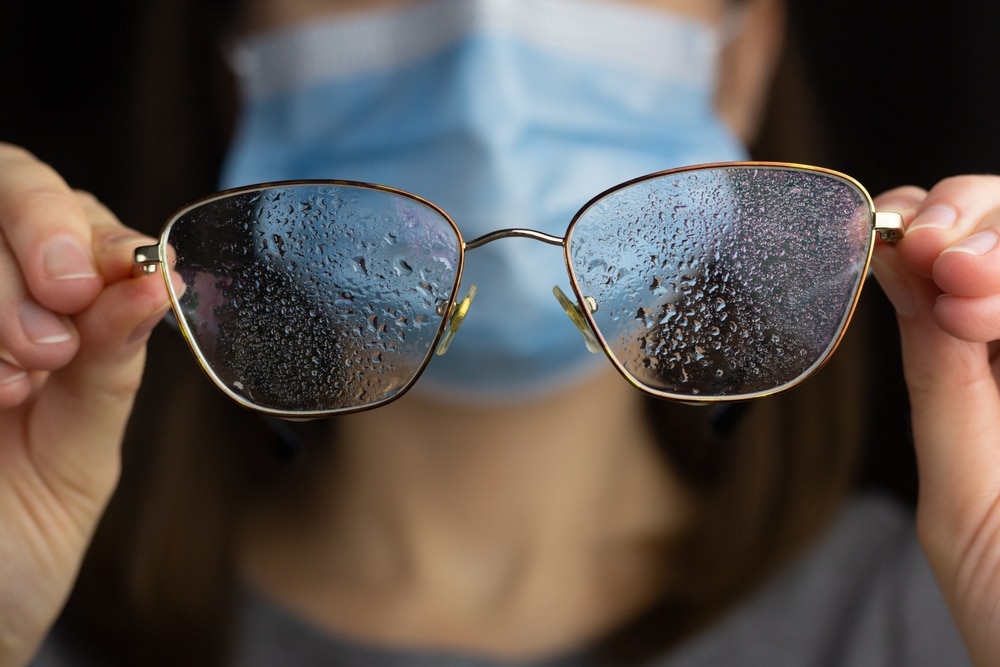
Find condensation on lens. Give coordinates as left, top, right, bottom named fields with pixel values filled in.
left=568, top=166, right=872, bottom=397
left=164, top=184, right=461, bottom=413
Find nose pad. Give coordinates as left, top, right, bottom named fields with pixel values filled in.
left=552, top=286, right=602, bottom=354
left=435, top=285, right=478, bottom=356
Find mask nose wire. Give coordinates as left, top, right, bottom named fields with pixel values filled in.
left=434, top=227, right=601, bottom=356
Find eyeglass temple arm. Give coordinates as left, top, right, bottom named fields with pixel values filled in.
left=134, top=243, right=161, bottom=274
left=874, top=211, right=904, bottom=243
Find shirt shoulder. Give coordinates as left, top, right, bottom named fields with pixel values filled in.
left=653, top=494, right=970, bottom=667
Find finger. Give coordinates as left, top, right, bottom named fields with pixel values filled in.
left=876, top=177, right=1000, bottom=350
left=886, top=277, right=1000, bottom=540
left=0, top=188, right=157, bottom=383
left=875, top=184, right=1000, bottom=337
left=873, top=185, right=926, bottom=233
left=75, top=190, right=157, bottom=283
left=895, top=175, right=1000, bottom=281
left=932, top=220, right=1000, bottom=298
left=21, top=242, right=171, bottom=514
left=0, top=144, right=103, bottom=314
left=0, top=352, right=35, bottom=407
left=932, top=292, right=1000, bottom=343
left=875, top=184, right=927, bottom=216
left=0, top=226, right=80, bottom=377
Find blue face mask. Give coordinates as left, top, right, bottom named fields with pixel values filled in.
left=221, top=0, right=747, bottom=404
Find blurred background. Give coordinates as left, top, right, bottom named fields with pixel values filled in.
left=790, top=0, right=1000, bottom=505
left=3, top=0, right=999, bottom=506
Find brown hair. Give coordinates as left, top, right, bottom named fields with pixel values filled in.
left=57, top=1, right=867, bottom=664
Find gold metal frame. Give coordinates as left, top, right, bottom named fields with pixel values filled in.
left=562, top=161, right=902, bottom=404
left=135, top=161, right=903, bottom=417
left=135, top=180, right=466, bottom=419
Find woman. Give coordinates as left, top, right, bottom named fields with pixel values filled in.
left=2, top=0, right=999, bottom=665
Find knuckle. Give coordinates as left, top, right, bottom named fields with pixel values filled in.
left=884, top=184, right=927, bottom=200
left=73, top=190, right=123, bottom=233
left=0, top=187, right=81, bottom=234
left=0, top=142, right=39, bottom=164
left=72, top=189, right=101, bottom=208
left=930, top=174, right=1000, bottom=201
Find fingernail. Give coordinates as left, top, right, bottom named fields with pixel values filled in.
left=871, top=258, right=916, bottom=319
left=43, top=236, right=98, bottom=280
left=19, top=301, right=73, bottom=344
left=942, top=230, right=999, bottom=256
left=0, top=361, right=28, bottom=386
left=908, top=204, right=958, bottom=231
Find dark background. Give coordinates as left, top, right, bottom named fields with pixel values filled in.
left=3, top=0, right=999, bottom=506
left=789, top=0, right=1000, bottom=505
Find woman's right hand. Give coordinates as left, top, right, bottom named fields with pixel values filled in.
left=0, top=144, right=170, bottom=666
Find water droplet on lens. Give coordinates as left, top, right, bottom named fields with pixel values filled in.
left=395, top=258, right=414, bottom=276
left=273, top=234, right=286, bottom=256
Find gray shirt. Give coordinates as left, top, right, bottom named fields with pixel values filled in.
left=233, top=495, right=969, bottom=666
left=35, top=495, right=971, bottom=666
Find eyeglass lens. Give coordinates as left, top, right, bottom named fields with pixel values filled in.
left=163, top=184, right=462, bottom=413
left=567, top=165, right=873, bottom=399
left=160, top=165, right=875, bottom=414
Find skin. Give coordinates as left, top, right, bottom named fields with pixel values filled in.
left=872, top=181, right=1000, bottom=666
left=0, top=1, right=999, bottom=665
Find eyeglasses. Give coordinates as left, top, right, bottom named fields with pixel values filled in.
left=135, top=162, right=902, bottom=418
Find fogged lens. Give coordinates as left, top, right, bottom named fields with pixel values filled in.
left=162, top=183, right=462, bottom=414
left=566, top=165, right=873, bottom=399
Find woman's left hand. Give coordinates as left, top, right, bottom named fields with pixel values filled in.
left=872, top=175, right=1000, bottom=667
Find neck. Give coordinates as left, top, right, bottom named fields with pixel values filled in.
left=239, top=368, right=692, bottom=658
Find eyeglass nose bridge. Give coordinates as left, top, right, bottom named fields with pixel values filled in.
left=455, top=227, right=603, bottom=356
